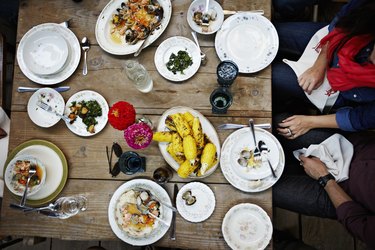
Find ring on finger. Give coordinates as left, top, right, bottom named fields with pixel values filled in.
left=286, top=128, right=293, bottom=137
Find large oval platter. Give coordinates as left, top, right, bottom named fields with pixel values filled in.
left=95, top=0, right=172, bottom=55
left=157, top=106, right=221, bottom=178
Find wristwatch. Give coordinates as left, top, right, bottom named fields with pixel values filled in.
left=318, top=173, right=335, bottom=188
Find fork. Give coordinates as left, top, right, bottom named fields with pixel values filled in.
left=36, top=101, right=70, bottom=123
left=249, top=119, right=261, bottom=163
left=20, top=164, right=37, bottom=207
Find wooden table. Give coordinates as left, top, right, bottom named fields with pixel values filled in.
left=1, top=0, right=273, bottom=249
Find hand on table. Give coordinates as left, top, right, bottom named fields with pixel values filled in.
left=299, top=155, right=329, bottom=180
left=277, top=115, right=313, bottom=139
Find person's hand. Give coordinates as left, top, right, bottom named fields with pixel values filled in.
left=298, top=65, right=325, bottom=95
left=299, top=155, right=329, bottom=180
left=277, top=115, right=313, bottom=139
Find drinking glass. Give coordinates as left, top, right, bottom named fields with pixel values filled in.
left=153, top=167, right=173, bottom=185
left=54, top=195, right=87, bottom=219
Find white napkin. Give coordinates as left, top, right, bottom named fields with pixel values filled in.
left=293, top=134, right=353, bottom=182
left=283, top=25, right=340, bottom=113
left=0, top=107, right=11, bottom=198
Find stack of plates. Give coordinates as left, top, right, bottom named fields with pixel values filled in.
left=17, top=23, right=81, bottom=85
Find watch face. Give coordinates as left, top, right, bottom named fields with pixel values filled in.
left=217, top=60, right=239, bottom=85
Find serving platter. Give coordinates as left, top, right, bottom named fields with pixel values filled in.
left=17, top=23, right=81, bottom=85
left=64, top=90, right=109, bottom=137
left=154, top=36, right=201, bottom=82
left=108, top=179, right=173, bottom=246
left=95, top=0, right=172, bottom=55
left=3, top=140, right=68, bottom=206
left=215, top=13, right=279, bottom=73
left=156, top=106, right=221, bottom=178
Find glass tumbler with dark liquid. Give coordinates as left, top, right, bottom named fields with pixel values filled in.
left=153, top=167, right=173, bottom=185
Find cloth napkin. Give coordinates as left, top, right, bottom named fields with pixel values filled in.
left=0, top=107, right=11, bottom=198
left=293, top=133, right=353, bottom=182
left=283, top=25, right=340, bottom=113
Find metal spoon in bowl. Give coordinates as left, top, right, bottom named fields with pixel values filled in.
left=81, top=37, right=90, bottom=76
left=191, top=31, right=207, bottom=65
left=136, top=202, right=170, bottom=227
left=20, top=165, right=37, bottom=207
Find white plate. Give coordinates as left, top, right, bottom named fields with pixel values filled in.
left=220, top=128, right=285, bottom=192
left=22, top=30, right=69, bottom=75
left=95, top=0, right=172, bottom=55
left=187, top=0, right=224, bottom=35
left=4, top=155, right=46, bottom=197
left=154, top=36, right=201, bottom=82
left=3, top=140, right=68, bottom=206
left=157, top=106, right=221, bottom=178
left=222, top=203, right=272, bottom=250
left=176, top=182, right=215, bottom=223
left=228, top=127, right=280, bottom=180
left=17, top=23, right=81, bottom=85
left=64, top=90, right=109, bottom=137
left=215, top=13, right=279, bottom=73
left=27, top=88, right=65, bottom=128
left=108, top=179, right=173, bottom=246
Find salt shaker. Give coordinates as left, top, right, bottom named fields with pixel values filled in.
left=124, top=60, right=153, bottom=93
left=54, top=195, right=87, bottom=219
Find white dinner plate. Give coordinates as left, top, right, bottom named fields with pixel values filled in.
left=157, top=106, right=221, bottom=178
left=222, top=203, right=272, bottom=250
left=95, top=0, right=172, bottom=55
left=22, top=30, right=69, bottom=75
left=64, top=90, right=109, bottom=137
left=108, top=179, right=173, bottom=246
left=215, top=13, right=279, bottom=73
left=154, top=36, right=201, bottom=82
left=27, top=88, right=65, bottom=128
left=220, top=127, right=285, bottom=192
left=17, top=23, right=81, bottom=85
left=3, top=139, right=68, bottom=206
left=176, top=182, right=215, bottom=223
left=187, top=0, right=224, bottom=35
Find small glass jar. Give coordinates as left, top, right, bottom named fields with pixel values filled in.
left=124, top=60, right=153, bottom=93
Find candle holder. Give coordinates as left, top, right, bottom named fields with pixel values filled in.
left=210, top=60, right=239, bottom=114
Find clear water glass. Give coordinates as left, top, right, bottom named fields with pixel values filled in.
left=124, top=60, right=153, bottom=93
left=54, top=195, right=87, bottom=219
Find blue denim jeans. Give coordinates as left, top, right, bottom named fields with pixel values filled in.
left=273, top=0, right=319, bottom=19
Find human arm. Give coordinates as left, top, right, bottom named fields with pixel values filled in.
left=298, top=43, right=328, bottom=95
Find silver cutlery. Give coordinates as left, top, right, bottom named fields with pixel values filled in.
left=36, top=101, right=71, bottom=123
left=191, top=31, right=207, bottom=65
left=136, top=202, right=170, bottom=227
left=81, top=37, right=90, bottom=76
left=249, top=119, right=262, bottom=162
left=259, top=140, right=277, bottom=178
left=134, top=26, right=156, bottom=57
left=59, top=20, right=70, bottom=28
left=201, top=0, right=210, bottom=26
left=217, top=123, right=271, bottom=130
left=223, top=9, right=264, bottom=15
left=170, top=184, right=178, bottom=240
left=17, top=86, right=70, bottom=93
left=23, top=203, right=56, bottom=213
left=134, top=187, right=177, bottom=212
left=20, top=165, right=37, bottom=207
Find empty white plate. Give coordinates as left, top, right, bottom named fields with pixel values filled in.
left=22, top=30, right=69, bottom=75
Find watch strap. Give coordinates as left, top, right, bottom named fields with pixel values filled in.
left=318, top=173, right=335, bottom=188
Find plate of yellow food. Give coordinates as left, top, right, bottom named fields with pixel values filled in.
left=96, top=0, right=172, bottom=55
left=108, top=179, right=173, bottom=246
left=153, top=106, right=220, bottom=178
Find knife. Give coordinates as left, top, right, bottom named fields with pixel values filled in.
left=17, top=86, right=71, bottom=93
left=170, top=184, right=178, bottom=240
left=217, top=123, right=271, bottom=130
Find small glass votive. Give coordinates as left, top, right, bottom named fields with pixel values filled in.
left=152, top=167, right=173, bottom=185
left=118, top=151, right=146, bottom=175
left=54, top=195, right=87, bottom=219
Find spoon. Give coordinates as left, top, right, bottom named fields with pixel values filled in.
left=191, top=31, right=207, bottom=65
left=201, top=0, right=210, bottom=26
left=136, top=203, right=170, bottom=227
left=20, top=165, right=37, bottom=207
left=23, top=203, right=56, bottom=213
left=81, top=37, right=90, bottom=76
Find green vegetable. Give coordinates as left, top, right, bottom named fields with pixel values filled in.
left=166, top=50, right=193, bottom=75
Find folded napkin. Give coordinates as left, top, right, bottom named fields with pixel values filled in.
left=0, top=107, right=11, bottom=198
left=283, top=25, right=340, bottom=113
left=293, top=134, right=353, bottom=182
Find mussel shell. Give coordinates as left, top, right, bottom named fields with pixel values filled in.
left=186, top=195, right=196, bottom=206
left=237, top=157, right=248, bottom=167
left=240, top=150, right=251, bottom=159
left=182, top=190, right=192, bottom=200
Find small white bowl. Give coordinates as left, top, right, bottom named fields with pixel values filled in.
left=22, top=30, right=69, bottom=75
left=4, top=155, right=47, bottom=197
left=187, top=0, right=224, bottom=35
